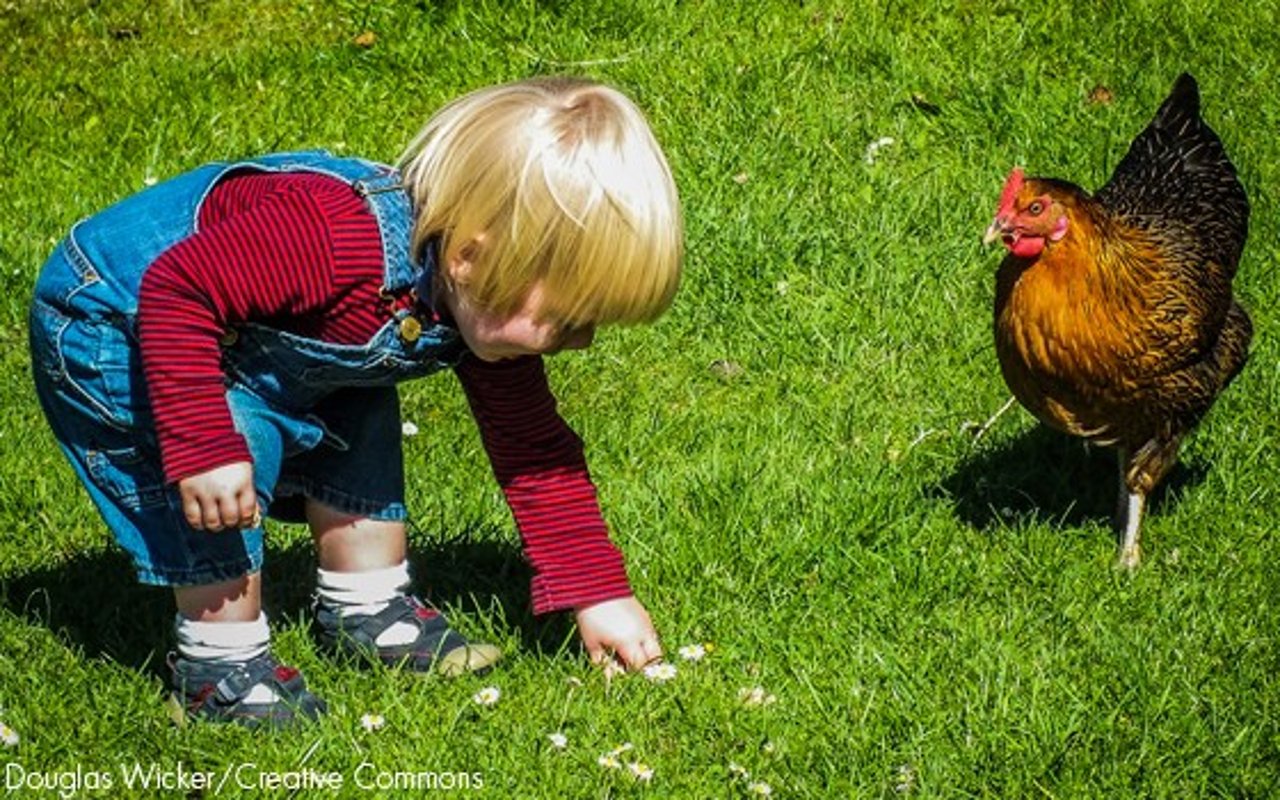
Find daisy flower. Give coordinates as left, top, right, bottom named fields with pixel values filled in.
left=738, top=686, right=778, bottom=707
left=547, top=732, right=568, bottom=749
left=597, top=754, right=622, bottom=770
left=628, top=762, right=654, bottom=782
left=607, top=742, right=635, bottom=757
left=728, top=762, right=750, bottom=779
left=747, top=780, right=774, bottom=796
left=643, top=661, right=678, bottom=682
left=359, top=713, right=386, bottom=732
left=895, top=763, right=917, bottom=794
left=472, top=686, right=501, bottom=707
left=864, top=136, right=895, bottom=164
left=0, top=723, right=17, bottom=748
left=677, top=643, right=707, bottom=662
left=401, top=421, right=420, bottom=437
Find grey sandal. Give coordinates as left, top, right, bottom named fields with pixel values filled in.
left=168, top=652, right=327, bottom=728
left=313, top=595, right=501, bottom=677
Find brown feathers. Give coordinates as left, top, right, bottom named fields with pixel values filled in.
left=988, top=74, right=1252, bottom=564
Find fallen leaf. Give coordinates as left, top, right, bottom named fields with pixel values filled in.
left=1087, top=84, right=1113, bottom=105
left=353, top=30, right=377, bottom=48
left=709, top=359, right=744, bottom=380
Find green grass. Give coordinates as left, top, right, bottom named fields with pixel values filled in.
left=3, top=0, right=1279, bottom=796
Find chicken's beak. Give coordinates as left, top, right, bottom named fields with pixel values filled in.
left=983, top=217, right=1008, bottom=247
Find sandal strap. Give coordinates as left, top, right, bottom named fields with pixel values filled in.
left=342, top=596, right=455, bottom=653
left=315, top=594, right=491, bottom=672
left=170, top=651, right=326, bottom=728
left=213, top=656, right=304, bottom=706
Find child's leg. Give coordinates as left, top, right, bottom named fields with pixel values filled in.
left=174, top=573, right=262, bottom=622
left=307, top=498, right=501, bottom=675
left=168, top=572, right=324, bottom=727
left=309, top=502, right=406, bottom=572
left=172, top=574, right=269, bottom=666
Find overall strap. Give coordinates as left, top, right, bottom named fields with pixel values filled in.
left=352, top=171, right=418, bottom=295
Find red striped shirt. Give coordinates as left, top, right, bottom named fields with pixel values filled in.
left=135, top=171, right=631, bottom=613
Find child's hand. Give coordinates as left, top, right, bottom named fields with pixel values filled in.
left=575, top=595, right=662, bottom=671
left=177, top=461, right=259, bottom=532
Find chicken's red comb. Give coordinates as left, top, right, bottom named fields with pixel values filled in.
left=997, top=167, right=1025, bottom=215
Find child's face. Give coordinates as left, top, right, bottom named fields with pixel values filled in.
left=445, top=280, right=596, bottom=362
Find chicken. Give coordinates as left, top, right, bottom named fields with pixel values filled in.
left=984, top=73, right=1251, bottom=568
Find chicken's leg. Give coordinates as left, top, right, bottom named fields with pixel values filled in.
left=1115, top=450, right=1144, bottom=569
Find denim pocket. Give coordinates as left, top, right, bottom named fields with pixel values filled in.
left=30, top=301, right=145, bottom=432
left=85, top=442, right=170, bottom=511
left=31, top=238, right=100, bottom=308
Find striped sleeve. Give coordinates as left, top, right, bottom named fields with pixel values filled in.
left=456, top=355, right=633, bottom=614
left=137, top=173, right=384, bottom=483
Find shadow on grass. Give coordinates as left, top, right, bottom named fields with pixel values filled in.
left=0, top=528, right=574, bottom=677
left=928, top=425, right=1206, bottom=532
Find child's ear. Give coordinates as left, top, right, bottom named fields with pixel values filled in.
left=445, top=234, right=485, bottom=285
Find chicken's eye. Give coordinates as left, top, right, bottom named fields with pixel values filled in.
left=1028, top=201, right=1045, bottom=215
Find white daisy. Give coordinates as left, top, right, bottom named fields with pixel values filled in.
left=643, top=661, right=678, bottom=682
left=597, top=754, right=622, bottom=770
left=359, top=713, right=386, bottom=732
left=747, top=780, right=773, bottom=796
left=738, top=686, right=777, bottom=707
left=0, top=723, right=17, bottom=748
left=864, top=136, right=895, bottom=164
left=472, top=686, right=501, bottom=707
left=677, top=643, right=707, bottom=662
left=401, top=421, right=420, bottom=437
left=628, top=761, right=654, bottom=782
left=547, top=732, right=568, bottom=749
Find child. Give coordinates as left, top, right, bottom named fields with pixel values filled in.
left=28, top=76, right=683, bottom=727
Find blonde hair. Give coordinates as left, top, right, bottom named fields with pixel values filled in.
left=399, top=77, right=683, bottom=327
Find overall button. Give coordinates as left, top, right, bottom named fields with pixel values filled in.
left=398, top=316, right=422, bottom=343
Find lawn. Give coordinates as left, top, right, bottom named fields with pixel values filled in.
left=1, top=0, right=1278, bottom=797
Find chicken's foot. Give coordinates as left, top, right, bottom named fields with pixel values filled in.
left=965, top=395, right=1017, bottom=442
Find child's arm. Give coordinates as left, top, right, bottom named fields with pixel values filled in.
left=456, top=355, right=662, bottom=669
left=136, top=174, right=385, bottom=489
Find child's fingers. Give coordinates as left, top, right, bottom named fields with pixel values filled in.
left=639, top=636, right=663, bottom=666
left=181, top=496, right=205, bottom=530
left=211, top=495, right=242, bottom=530
left=615, top=641, right=650, bottom=671
left=236, top=489, right=260, bottom=529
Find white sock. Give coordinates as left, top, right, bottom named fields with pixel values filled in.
left=316, top=561, right=418, bottom=647
left=175, top=612, right=279, bottom=704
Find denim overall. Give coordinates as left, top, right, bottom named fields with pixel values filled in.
left=29, top=151, right=466, bottom=587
